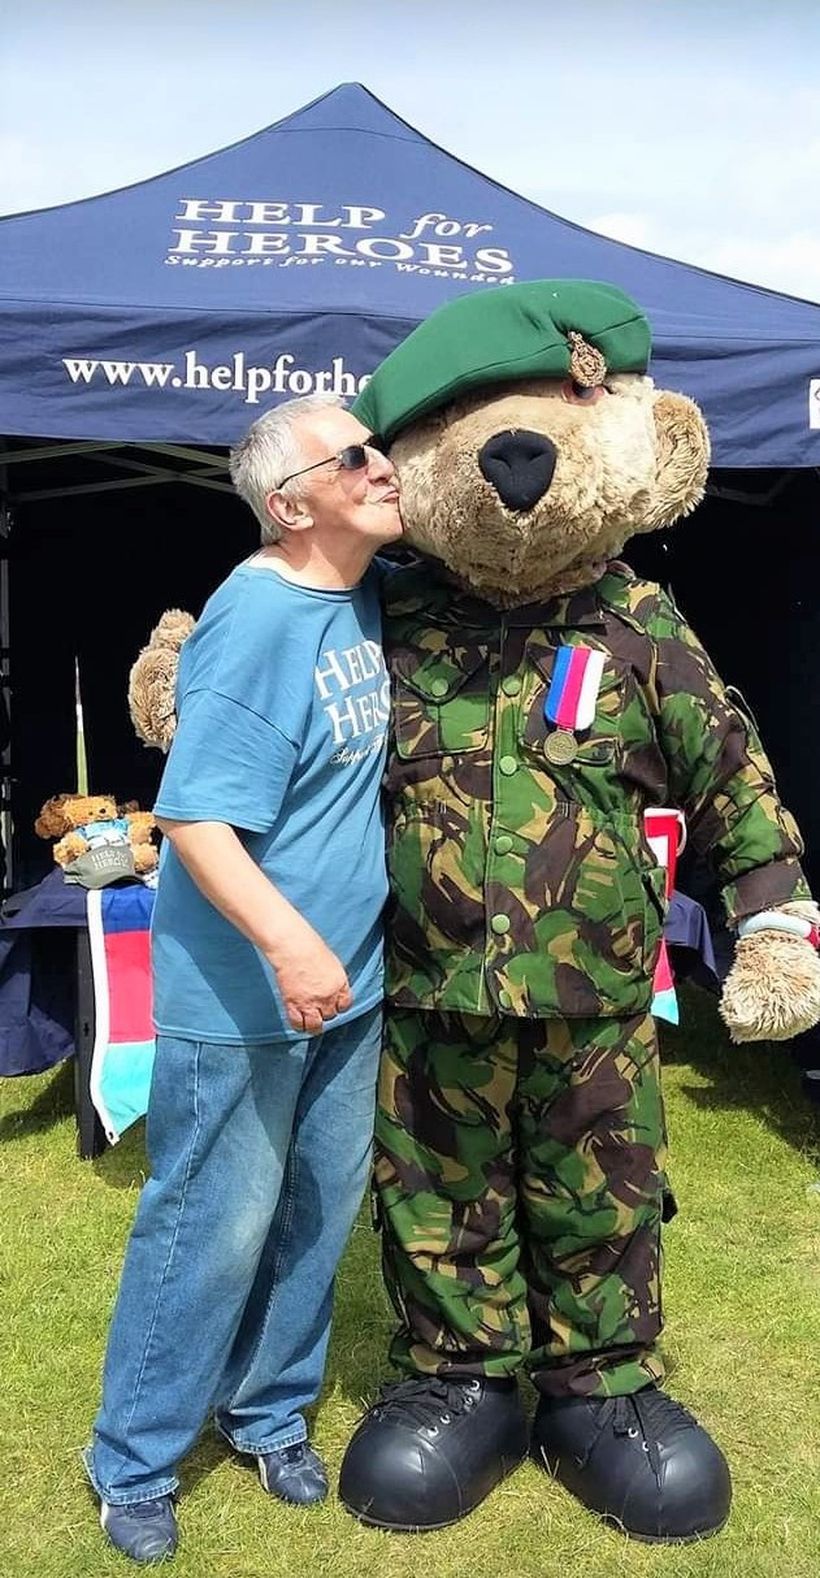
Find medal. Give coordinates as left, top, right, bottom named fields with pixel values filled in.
left=544, top=729, right=579, bottom=765
left=542, top=644, right=605, bottom=766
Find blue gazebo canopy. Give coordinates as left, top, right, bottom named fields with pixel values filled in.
left=1, top=81, right=819, bottom=465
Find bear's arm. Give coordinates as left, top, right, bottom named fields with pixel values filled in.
left=641, top=586, right=810, bottom=924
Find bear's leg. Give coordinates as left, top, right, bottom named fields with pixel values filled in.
left=339, top=1007, right=528, bottom=1530
left=522, top=1012, right=731, bottom=1542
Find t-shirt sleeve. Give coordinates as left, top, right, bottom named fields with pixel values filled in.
left=153, top=688, right=298, bottom=833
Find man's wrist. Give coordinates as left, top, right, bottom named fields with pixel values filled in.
left=258, top=911, right=317, bottom=963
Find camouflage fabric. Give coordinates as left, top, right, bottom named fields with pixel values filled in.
left=383, top=560, right=809, bottom=1018
left=375, top=1007, right=668, bottom=1396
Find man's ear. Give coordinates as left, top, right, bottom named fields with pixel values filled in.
left=264, top=489, right=314, bottom=536
left=642, top=390, right=711, bottom=530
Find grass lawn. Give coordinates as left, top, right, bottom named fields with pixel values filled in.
left=1, top=985, right=819, bottom=1578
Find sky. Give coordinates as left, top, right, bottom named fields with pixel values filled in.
left=2, top=0, right=819, bottom=302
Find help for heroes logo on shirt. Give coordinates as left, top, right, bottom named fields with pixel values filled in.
left=314, top=639, right=390, bottom=765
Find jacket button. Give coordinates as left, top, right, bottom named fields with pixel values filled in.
left=501, top=676, right=521, bottom=697
left=497, top=988, right=513, bottom=1010
left=499, top=755, right=518, bottom=776
left=430, top=678, right=449, bottom=698
left=491, top=913, right=511, bottom=935
left=494, top=834, right=513, bottom=855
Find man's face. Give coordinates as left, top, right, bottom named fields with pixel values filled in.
left=282, top=407, right=402, bottom=547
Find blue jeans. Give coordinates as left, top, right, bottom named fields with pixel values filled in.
left=85, top=1007, right=381, bottom=1505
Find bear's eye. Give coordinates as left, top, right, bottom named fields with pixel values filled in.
left=562, top=379, right=606, bottom=405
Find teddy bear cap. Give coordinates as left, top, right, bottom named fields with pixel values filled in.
left=353, top=279, right=651, bottom=442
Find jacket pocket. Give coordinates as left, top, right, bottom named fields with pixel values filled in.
left=393, top=642, right=491, bottom=758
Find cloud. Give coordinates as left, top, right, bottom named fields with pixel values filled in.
left=584, top=212, right=656, bottom=250
left=586, top=210, right=820, bottom=304
left=700, top=232, right=820, bottom=304
left=0, top=135, right=48, bottom=215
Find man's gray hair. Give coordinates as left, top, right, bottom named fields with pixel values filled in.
left=229, top=393, right=346, bottom=544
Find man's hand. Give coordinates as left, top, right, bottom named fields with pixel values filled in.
left=266, top=925, right=353, bottom=1035
left=155, top=818, right=353, bottom=1033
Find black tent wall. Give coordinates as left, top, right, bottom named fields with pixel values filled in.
left=11, top=481, right=254, bottom=885
left=9, top=474, right=820, bottom=893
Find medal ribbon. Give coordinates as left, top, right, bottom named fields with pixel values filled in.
left=545, top=646, right=606, bottom=731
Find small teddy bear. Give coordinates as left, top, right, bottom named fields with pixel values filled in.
left=35, top=793, right=158, bottom=877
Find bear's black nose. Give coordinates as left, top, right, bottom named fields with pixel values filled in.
left=478, top=430, right=557, bottom=512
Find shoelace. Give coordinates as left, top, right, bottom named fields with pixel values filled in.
left=373, top=1376, right=480, bottom=1429
left=579, top=1390, right=696, bottom=1481
left=119, top=1496, right=174, bottom=1521
left=278, top=1443, right=312, bottom=1467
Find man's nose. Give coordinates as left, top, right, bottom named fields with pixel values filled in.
left=368, top=444, right=397, bottom=482
left=478, top=430, right=557, bottom=512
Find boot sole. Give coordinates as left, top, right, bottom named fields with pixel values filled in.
left=600, top=1513, right=729, bottom=1545
left=340, top=1503, right=469, bottom=1533
left=531, top=1446, right=729, bottom=1544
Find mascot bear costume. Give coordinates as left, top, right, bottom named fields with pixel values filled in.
left=130, top=281, right=820, bottom=1544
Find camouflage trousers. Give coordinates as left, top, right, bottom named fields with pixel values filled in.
left=374, top=1008, right=669, bottom=1399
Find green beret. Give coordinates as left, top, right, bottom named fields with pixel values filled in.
left=353, top=279, right=651, bottom=441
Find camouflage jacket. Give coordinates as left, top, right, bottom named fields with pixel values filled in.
left=383, top=560, right=809, bottom=1019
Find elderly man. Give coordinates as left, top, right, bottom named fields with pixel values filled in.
left=85, top=395, right=402, bottom=1563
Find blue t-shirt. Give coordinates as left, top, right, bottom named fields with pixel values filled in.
left=151, top=561, right=389, bottom=1043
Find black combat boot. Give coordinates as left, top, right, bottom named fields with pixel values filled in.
left=531, top=1385, right=731, bottom=1542
left=339, top=1375, right=528, bottom=1531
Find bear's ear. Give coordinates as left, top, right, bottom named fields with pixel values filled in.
left=34, top=794, right=70, bottom=839
left=643, top=390, right=710, bottom=530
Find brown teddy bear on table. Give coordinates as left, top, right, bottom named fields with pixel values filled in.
left=35, top=792, right=158, bottom=876
left=128, top=280, right=820, bottom=1546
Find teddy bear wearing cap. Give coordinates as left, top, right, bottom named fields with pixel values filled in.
left=334, top=280, right=820, bottom=1543
left=129, top=279, right=820, bottom=1544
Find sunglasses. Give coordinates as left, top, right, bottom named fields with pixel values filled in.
left=277, top=434, right=389, bottom=489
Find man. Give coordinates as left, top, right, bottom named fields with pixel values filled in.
left=85, top=394, right=402, bottom=1563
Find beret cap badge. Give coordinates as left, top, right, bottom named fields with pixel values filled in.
left=567, top=331, right=608, bottom=389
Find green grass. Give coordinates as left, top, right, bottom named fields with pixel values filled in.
left=1, top=986, right=819, bottom=1578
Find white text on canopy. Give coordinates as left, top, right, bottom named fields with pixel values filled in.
left=166, top=199, right=517, bottom=280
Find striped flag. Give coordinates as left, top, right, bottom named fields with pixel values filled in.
left=87, top=884, right=156, bottom=1143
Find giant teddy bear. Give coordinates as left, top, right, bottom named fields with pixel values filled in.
left=129, top=280, right=820, bottom=1545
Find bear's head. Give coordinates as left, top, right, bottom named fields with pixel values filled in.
left=353, top=279, right=709, bottom=606
left=35, top=792, right=119, bottom=838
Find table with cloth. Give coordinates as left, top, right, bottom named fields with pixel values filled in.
left=0, top=869, right=155, bottom=1156
left=0, top=871, right=726, bottom=1157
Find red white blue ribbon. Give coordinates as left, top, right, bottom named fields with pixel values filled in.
left=545, top=646, right=606, bottom=732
